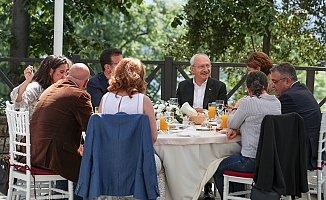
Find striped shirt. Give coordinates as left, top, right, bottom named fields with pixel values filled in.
left=228, top=94, right=281, bottom=158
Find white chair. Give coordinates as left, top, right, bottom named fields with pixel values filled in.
left=5, top=101, right=74, bottom=200
left=223, top=170, right=253, bottom=200
left=307, top=111, right=326, bottom=200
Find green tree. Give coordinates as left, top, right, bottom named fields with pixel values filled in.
left=168, top=0, right=326, bottom=102
left=74, top=0, right=185, bottom=101
left=0, top=0, right=143, bottom=86
left=0, top=0, right=185, bottom=101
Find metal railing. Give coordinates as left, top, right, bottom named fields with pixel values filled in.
left=1, top=55, right=326, bottom=107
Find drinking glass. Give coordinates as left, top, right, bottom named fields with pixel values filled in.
left=169, top=98, right=178, bottom=106
left=94, top=107, right=99, bottom=114
left=208, top=103, right=216, bottom=121
left=216, top=100, right=224, bottom=117
left=159, top=116, right=168, bottom=133
left=164, top=111, right=174, bottom=133
left=201, top=110, right=212, bottom=131
left=220, top=110, right=229, bottom=129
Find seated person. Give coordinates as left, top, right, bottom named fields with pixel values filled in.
left=87, top=47, right=122, bottom=109
left=245, top=51, right=275, bottom=95
left=176, top=53, right=227, bottom=113
left=213, top=71, right=281, bottom=199
left=99, top=57, right=165, bottom=199
left=10, top=55, right=70, bottom=119
left=176, top=53, right=227, bottom=199
left=30, top=63, right=93, bottom=200
left=270, top=62, right=322, bottom=169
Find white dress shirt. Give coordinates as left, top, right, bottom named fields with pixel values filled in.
left=193, top=78, right=207, bottom=108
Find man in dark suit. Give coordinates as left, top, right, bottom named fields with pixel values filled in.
left=30, top=63, right=93, bottom=194
left=87, top=47, right=122, bottom=108
left=176, top=53, right=227, bottom=112
left=177, top=53, right=226, bottom=199
left=270, top=62, right=321, bottom=170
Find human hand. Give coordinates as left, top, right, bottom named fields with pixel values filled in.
left=77, top=144, right=84, bottom=156
left=227, top=129, right=240, bottom=139
left=233, top=96, right=247, bottom=108
left=194, top=107, right=204, bottom=113
left=24, top=65, right=34, bottom=82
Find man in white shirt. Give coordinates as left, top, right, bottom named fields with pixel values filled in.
left=176, top=53, right=227, bottom=199
left=176, top=53, right=227, bottom=113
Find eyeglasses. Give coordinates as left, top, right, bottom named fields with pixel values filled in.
left=193, top=64, right=211, bottom=70
left=271, top=78, right=285, bottom=84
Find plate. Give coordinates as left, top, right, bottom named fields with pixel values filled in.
left=170, top=129, right=183, bottom=133
left=209, top=122, right=218, bottom=126
left=176, top=132, right=191, bottom=137
left=216, top=129, right=228, bottom=134
left=196, top=127, right=211, bottom=131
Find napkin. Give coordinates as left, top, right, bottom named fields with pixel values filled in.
left=182, top=126, right=200, bottom=137
left=180, top=102, right=198, bottom=116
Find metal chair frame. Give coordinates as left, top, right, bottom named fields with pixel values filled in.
left=307, top=111, right=326, bottom=200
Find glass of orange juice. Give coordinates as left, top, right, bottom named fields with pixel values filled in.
left=208, top=103, right=216, bottom=120
left=220, top=110, right=229, bottom=129
left=159, top=116, right=168, bottom=131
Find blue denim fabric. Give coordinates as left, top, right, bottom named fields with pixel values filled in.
left=56, top=180, right=83, bottom=200
left=213, top=153, right=256, bottom=199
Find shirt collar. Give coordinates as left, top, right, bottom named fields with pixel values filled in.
left=290, top=81, right=299, bottom=88
left=193, top=78, right=208, bottom=87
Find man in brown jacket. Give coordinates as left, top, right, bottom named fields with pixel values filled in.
left=30, top=63, right=93, bottom=183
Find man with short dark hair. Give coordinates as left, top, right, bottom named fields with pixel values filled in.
left=87, top=47, right=123, bottom=108
left=270, top=62, right=321, bottom=170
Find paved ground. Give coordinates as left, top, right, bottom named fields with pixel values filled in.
left=0, top=189, right=318, bottom=199
left=0, top=193, right=317, bottom=200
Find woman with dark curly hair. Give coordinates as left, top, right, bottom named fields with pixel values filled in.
left=10, top=55, right=71, bottom=118
left=213, top=71, right=281, bottom=199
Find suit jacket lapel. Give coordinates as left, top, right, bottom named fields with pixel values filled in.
left=99, top=72, right=109, bottom=93
left=188, top=79, right=195, bottom=106
left=203, top=78, right=213, bottom=107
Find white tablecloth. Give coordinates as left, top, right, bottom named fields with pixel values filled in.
left=154, top=129, right=241, bottom=200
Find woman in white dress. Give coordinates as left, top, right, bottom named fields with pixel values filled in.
left=98, top=57, right=165, bottom=200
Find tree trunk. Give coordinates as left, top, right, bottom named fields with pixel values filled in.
left=8, top=0, right=30, bottom=86
left=262, top=0, right=273, bottom=56
left=262, top=26, right=271, bottom=56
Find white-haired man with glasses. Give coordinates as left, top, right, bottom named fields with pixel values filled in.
left=176, top=53, right=227, bottom=113
left=176, top=53, right=227, bottom=199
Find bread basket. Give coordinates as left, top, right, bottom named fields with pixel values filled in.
left=189, top=113, right=206, bottom=125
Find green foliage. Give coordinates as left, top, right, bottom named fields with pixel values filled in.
left=0, top=97, right=5, bottom=116
left=172, top=0, right=277, bottom=59
left=5, top=0, right=145, bottom=57
left=167, top=0, right=326, bottom=102
left=0, top=0, right=185, bottom=102
left=73, top=0, right=184, bottom=102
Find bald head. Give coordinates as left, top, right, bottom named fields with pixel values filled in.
left=68, top=63, right=90, bottom=89
left=69, top=63, right=90, bottom=80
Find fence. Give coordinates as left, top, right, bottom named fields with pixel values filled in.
left=1, top=55, right=326, bottom=107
